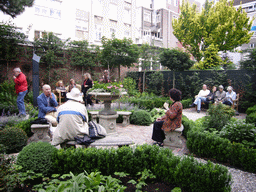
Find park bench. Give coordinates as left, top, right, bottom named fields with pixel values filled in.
left=29, top=124, right=51, bottom=143
left=163, top=125, right=184, bottom=148
left=60, top=135, right=134, bottom=148
left=89, top=111, right=132, bottom=126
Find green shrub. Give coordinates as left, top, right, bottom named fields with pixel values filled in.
left=246, top=112, right=256, bottom=126
left=246, top=105, right=256, bottom=115
left=17, top=141, right=58, bottom=176
left=150, top=108, right=166, bottom=122
left=12, top=117, right=37, bottom=137
left=51, top=144, right=232, bottom=192
left=187, top=128, right=256, bottom=173
left=122, top=77, right=139, bottom=96
left=203, top=104, right=235, bottom=131
left=0, top=127, right=28, bottom=153
left=219, top=120, right=256, bottom=148
left=130, top=110, right=152, bottom=125
left=182, top=115, right=195, bottom=138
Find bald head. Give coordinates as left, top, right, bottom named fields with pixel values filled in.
left=202, top=84, right=207, bottom=90
left=42, top=84, right=51, bottom=97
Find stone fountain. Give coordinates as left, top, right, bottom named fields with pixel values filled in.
left=89, top=91, right=126, bottom=134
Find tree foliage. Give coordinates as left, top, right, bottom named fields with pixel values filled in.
left=159, top=48, right=194, bottom=71
left=173, top=0, right=253, bottom=62
left=100, top=36, right=139, bottom=80
left=0, top=0, right=34, bottom=18
left=68, top=40, right=100, bottom=76
left=139, top=43, right=160, bottom=70
left=0, top=22, right=26, bottom=76
left=33, top=32, right=67, bottom=84
left=240, top=48, right=256, bottom=70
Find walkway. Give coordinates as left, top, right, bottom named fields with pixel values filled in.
left=115, top=108, right=255, bottom=192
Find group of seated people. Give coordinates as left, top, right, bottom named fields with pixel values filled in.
left=190, top=84, right=237, bottom=113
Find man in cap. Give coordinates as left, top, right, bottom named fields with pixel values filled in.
left=223, top=86, right=236, bottom=106
left=214, top=85, right=226, bottom=104
left=51, top=88, right=89, bottom=146
left=13, top=67, right=28, bottom=117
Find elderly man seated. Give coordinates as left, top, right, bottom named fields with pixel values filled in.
left=190, top=84, right=210, bottom=113
left=215, top=85, right=226, bottom=104
left=223, top=86, right=236, bottom=106
left=51, top=88, right=89, bottom=146
left=37, top=84, right=58, bottom=126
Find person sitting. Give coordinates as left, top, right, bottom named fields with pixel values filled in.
left=205, top=86, right=217, bottom=107
left=214, top=85, right=226, bottom=104
left=190, top=84, right=210, bottom=113
left=223, top=86, right=236, bottom=106
left=152, top=88, right=183, bottom=147
left=37, top=84, right=58, bottom=126
left=66, top=79, right=81, bottom=92
left=56, top=80, right=67, bottom=102
left=51, top=88, right=89, bottom=146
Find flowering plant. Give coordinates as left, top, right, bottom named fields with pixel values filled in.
left=88, top=81, right=126, bottom=95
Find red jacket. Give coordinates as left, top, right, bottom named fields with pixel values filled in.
left=14, top=72, right=28, bottom=94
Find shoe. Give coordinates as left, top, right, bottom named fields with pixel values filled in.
left=197, top=110, right=200, bottom=113
left=153, top=142, right=158, bottom=145
left=158, top=142, right=164, bottom=147
left=190, top=103, right=195, bottom=108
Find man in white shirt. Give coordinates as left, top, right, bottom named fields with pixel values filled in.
left=223, top=86, right=236, bottom=106
left=190, top=84, right=210, bottom=113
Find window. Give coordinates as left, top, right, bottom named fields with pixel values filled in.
left=75, top=19, right=88, bottom=31
left=144, top=12, right=151, bottom=22
left=124, top=8, right=131, bottom=23
left=35, top=7, right=40, bottom=13
left=143, top=30, right=150, bottom=36
left=156, top=13, right=161, bottom=23
left=250, top=43, right=255, bottom=48
left=109, top=4, right=117, bottom=20
left=95, top=25, right=102, bottom=40
left=50, top=9, right=54, bottom=16
left=124, top=30, right=130, bottom=37
left=168, top=0, right=172, bottom=4
left=75, top=30, right=86, bottom=39
left=174, top=0, right=178, bottom=7
left=110, top=28, right=116, bottom=35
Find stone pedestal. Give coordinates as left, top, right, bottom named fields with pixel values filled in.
left=98, top=114, right=118, bottom=134
left=163, top=125, right=184, bottom=148
left=30, top=124, right=51, bottom=143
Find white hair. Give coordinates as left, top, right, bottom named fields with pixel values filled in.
left=13, top=67, right=21, bottom=72
left=42, top=84, right=51, bottom=90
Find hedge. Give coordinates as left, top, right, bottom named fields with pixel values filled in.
left=50, top=145, right=232, bottom=192
left=186, top=129, right=256, bottom=173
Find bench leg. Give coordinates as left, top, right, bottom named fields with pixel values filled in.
left=122, top=115, right=130, bottom=126
left=164, top=132, right=183, bottom=148
left=91, top=114, right=97, bottom=122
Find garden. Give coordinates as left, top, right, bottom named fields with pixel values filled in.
left=1, top=70, right=256, bottom=191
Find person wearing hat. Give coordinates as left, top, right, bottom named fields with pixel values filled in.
left=223, top=86, right=236, bottom=106
left=51, top=88, right=89, bottom=146
left=214, top=85, right=226, bottom=104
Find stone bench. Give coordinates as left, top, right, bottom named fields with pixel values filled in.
left=29, top=124, right=51, bottom=143
left=89, top=111, right=132, bottom=126
left=60, top=135, right=134, bottom=148
left=163, top=125, right=184, bottom=148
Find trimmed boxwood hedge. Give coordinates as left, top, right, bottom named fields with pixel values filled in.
left=186, top=126, right=256, bottom=173
left=50, top=145, right=232, bottom=192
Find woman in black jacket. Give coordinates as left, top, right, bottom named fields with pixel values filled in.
left=82, top=73, right=93, bottom=106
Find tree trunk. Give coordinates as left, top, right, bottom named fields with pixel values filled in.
left=173, top=71, right=175, bottom=88
left=118, top=64, right=121, bottom=81
left=143, top=71, right=146, bottom=92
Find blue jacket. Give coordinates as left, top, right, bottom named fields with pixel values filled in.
left=37, top=93, right=58, bottom=118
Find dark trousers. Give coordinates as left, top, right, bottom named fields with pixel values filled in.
left=152, top=121, right=165, bottom=142
left=223, top=100, right=232, bottom=106
left=83, top=94, right=93, bottom=106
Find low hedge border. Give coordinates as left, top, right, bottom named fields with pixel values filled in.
left=186, top=126, right=256, bottom=173
left=125, top=97, right=192, bottom=110
left=51, top=144, right=232, bottom=192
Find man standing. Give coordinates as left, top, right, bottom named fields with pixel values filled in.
left=37, top=84, right=58, bottom=126
left=13, top=67, right=28, bottom=117
left=190, top=84, right=210, bottom=113
left=52, top=88, right=89, bottom=146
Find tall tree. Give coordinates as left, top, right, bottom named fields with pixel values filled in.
left=100, top=36, right=140, bottom=81
left=159, top=48, right=194, bottom=88
left=239, top=48, right=256, bottom=70
left=139, top=43, right=161, bottom=91
left=0, top=22, right=26, bottom=77
left=0, top=0, right=34, bottom=18
left=33, top=32, right=67, bottom=84
left=173, top=0, right=253, bottom=62
left=68, top=40, right=99, bottom=78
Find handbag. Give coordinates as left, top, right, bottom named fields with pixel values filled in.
left=88, top=121, right=107, bottom=139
